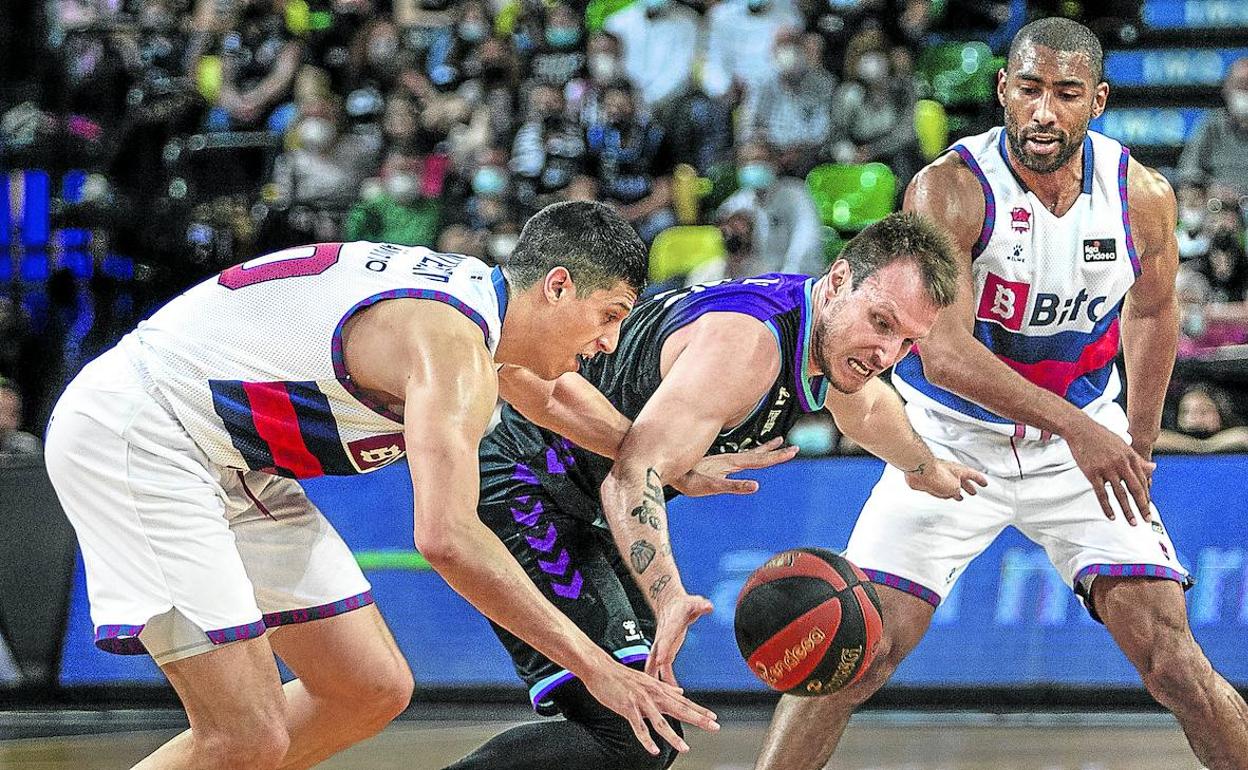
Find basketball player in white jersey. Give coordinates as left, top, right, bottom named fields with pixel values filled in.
left=44, top=202, right=729, bottom=770
left=755, top=18, right=1248, bottom=770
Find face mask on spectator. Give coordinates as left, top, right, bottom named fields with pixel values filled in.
left=1180, top=205, right=1206, bottom=232
left=737, top=162, right=776, bottom=190
left=828, top=0, right=862, bottom=9
left=369, top=36, right=400, bottom=66
left=855, top=52, right=889, bottom=84
left=546, top=26, right=582, bottom=49
left=644, top=0, right=669, bottom=16
left=747, top=0, right=770, bottom=13
left=298, top=118, right=336, bottom=152
left=459, top=21, right=488, bottom=43
left=385, top=172, right=421, bottom=205
left=588, top=54, right=620, bottom=83
left=1227, top=90, right=1248, bottom=119
left=473, top=166, right=508, bottom=197
left=775, top=46, right=802, bottom=76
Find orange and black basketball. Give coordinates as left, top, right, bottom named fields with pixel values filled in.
left=734, top=547, right=883, bottom=697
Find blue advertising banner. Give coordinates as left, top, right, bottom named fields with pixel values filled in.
left=1104, top=48, right=1248, bottom=88
left=1091, top=108, right=1208, bottom=148
left=1143, top=0, right=1248, bottom=30
left=60, top=455, right=1248, bottom=692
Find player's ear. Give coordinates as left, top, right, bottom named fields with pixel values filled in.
left=1092, top=81, right=1109, bottom=118
left=826, top=260, right=852, bottom=297
left=996, top=68, right=1007, bottom=107
left=542, top=267, right=573, bottom=303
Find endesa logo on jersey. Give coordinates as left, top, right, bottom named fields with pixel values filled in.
left=977, top=273, right=1031, bottom=331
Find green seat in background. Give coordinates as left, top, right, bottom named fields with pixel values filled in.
left=585, top=0, right=637, bottom=33
left=914, top=99, right=950, bottom=160
left=918, top=41, right=1005, bottom=107
left=649, top=226, right=725, bottom=283
left=806, top=163, right=897, bottom=232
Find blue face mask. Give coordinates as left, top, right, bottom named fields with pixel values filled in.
left=472, top=166, right=507, bottom=197
left=737, top=162, right=776, bottom=190
left=545, top=26, right=581, bottom=49
left=458, top=21, right=487, bottom=43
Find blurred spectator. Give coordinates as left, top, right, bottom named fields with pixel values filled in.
left=585, top=82, right=677, bottom=243
left=693, top=140, right=824, bottom=283
left=272, top=99, right=381, bottom=239
left=567, top=32, right=621, bottom=127
left=1176, top=183, right=1212, bottom=262
left=1155, top=383, right=1248, bottom=453
left=213, top=0, right=304, bottom=132
left=345, top=166, right=442, bottom=246
left=1176, top=266, right=1248, bottom=358
left=605, top=0, right=700, bottom=112
left=702, top=0, right=802, bottom=104
left=1178, top=57, right=1248, bottom=195
left=1200, top=231, right=1248, bottom=303
left=510, top=82, right=588, bottom=216
left=528, top=2, right=586, bottom=87
left=828, top=33, right=921, bottom=186
left=426, top=1, right=493, bottom=93
left=745, top=31, right=837, bottom=175
left=0, top=379, right=41, bottom=455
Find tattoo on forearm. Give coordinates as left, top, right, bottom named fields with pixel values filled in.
left=627, top=468, right=668, bottom=530
left=630, top=540, right=657, bottom=574
left=649, top=574, right=672, bottom=600
left=906, top=462, right=927, bottom=475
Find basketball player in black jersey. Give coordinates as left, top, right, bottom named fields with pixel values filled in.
left=445, top=213, right=988, bottom=770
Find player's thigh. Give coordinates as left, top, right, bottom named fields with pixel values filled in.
left=1090, top=576, right=1204, bottom=686
left=844, top=464, right=1013, bottom=608
left=160, top=633, right=287, bottom=738
left=1016, top=466, right=1191, bottom=616
left=268, top=603, right=413, bottom=705
left=479, top=491, right=647, bottom=711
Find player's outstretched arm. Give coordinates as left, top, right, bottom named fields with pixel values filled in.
left=380, top=308, right=717, bottom=756
left=1120, top=158, right=1180, bottom=464
left=906, top=158, right=1153, bottom=524
left=499, top=364, right=797, bottom=495
left=599, top=314, right=781, bottom=685
left=824, top=378, right=986, bottom=499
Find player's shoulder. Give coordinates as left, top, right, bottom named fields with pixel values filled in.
left=1125, top=156, right=1176, bottom=213
left=904, top=151, right=985, bottom=252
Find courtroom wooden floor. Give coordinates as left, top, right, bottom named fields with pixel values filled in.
left=0, top=708, right=1201, bottom=770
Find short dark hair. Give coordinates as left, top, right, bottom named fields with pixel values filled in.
left=835, top=212, right=959, bottom=307
left=1009, top=17, right=1104, bottom=84
left=507, top=201, right=648, bottom=294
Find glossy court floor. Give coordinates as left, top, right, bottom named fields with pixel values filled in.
left=0, top=706, right=1202, bottom=770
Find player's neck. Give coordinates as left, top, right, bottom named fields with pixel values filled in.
left=1005, top=139, right=1086, bottom=216
left=493, top=292, right=538, bottom=368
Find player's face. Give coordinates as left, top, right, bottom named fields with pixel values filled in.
left=812, top=260, right=939, bottom=394
left=539, top=278, right=637, bottom=378
left=999, top=42, right=1108, bottom=174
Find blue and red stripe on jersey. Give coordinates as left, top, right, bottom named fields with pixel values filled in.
left=210, top=379, right=354, bottom=478
left=897, top=303, right=1122, bottom=424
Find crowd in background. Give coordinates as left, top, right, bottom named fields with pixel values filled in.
left=1, top=0, right=1246, bottom=456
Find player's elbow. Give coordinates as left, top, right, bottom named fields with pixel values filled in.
left=916, top=342, right=961, bottom=389
left=413, top=521, right=473, bottom=569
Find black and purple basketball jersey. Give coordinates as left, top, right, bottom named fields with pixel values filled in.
left=481, top=273, right=828, bottom=527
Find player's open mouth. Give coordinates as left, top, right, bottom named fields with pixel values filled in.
left=848, top=359, right=871, bottom=377
left=1025, top=136, right=1060, bottom=154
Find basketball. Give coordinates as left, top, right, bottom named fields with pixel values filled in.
left=734, top=548, right=883, bottom=697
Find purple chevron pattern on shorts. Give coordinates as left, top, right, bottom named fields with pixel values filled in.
left=511, top=495, right=543, bottom=526
left=512, top=462, right=539, bottom=485
left=526, top=523, right=558, bottom=552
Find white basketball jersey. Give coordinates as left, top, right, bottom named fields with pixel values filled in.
left=120, top=242, right=509, bottom=477
left=894, top=127, right=1141, bottom=440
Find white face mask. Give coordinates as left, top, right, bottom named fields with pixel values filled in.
left=588, top=53, right=619, bottom=83
left=1227, top=90, right=1248, bottom=119
left=385, top=172, right=420, bottom=204
left=298, top=118, right=335, bottom=152
left=856, top=52, right=888, bottom=83
left=775, top=46, right=801, bottom=75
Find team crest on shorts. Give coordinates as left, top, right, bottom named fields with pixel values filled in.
left=347, top=433, right=407, bottom=472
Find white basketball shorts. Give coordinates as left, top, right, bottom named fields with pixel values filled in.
left=843, top=406, right=1191, bottom=620
left=45, top=345, right=372, bottom=665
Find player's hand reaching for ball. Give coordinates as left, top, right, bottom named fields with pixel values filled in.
left=1065, top=418, right=1155, bottom=526
left=645, top=592, right=714, bottom=687
left=672, top=438, right=799, bottom=497
left=903, top=459, right=987, bottom=500
left=583, top=655, right=719, bottom=756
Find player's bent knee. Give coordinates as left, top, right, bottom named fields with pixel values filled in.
left=342, top=661, right=415, bottom=727
left=197, top=720, right=291, bottom=769
left=1139, top=641, right=1216, bottom=715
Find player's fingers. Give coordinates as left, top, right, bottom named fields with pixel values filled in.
left=661, top=692, right=718, bottom=730
left=1110, top=477, right=1136, bottom=526
left=645, top=704, right=690, bottom=753
left=1125, top=466, right=1152, bottom=523
left=627, top=708, right=661, bottom=756
left=724, top=478, right=760, bottom=495
left=967, top=470, right=989, bottom=487
left=961, top=476, right=980, bottom=496
left=661, top=660, right=679, bottom=687
left=750, top=437, right=786, bottom=452
left=1092, top=478, right=1114, bottom=521
left=734, top=445, right=799, bottom=469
